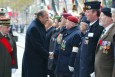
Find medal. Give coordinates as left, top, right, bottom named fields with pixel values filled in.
left=61, top=40, right=66, bottom=51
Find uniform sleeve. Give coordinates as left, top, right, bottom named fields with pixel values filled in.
left=30, top=26, right=49, bottom=60
left=69, top=34, right=82, bottom=67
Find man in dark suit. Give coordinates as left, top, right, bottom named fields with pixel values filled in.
left=95, top=7, right=115, bottom=77
left=78, top=1, right=104, bottom=77
left=22, top=9, right=49, bottom=77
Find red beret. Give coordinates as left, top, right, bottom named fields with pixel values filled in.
left=67, top=16, right=78, bottom=23
left=62, top=13, right=72, bottom=19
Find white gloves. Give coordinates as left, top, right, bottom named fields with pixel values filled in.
left=49, top=52, right=54, bottom=59
left=12, top=68, right=17, bottom=73
left=68, top=66, right=74, bottom=72
left=72, top=47, right=79, bottom=53
left=90, top=72, right=95, bottom=77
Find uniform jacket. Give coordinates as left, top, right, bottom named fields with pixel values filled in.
left=48, top=26, right=67, bottom=70
left=79, top=20, right=104, bottom=77
left=95, top=23, right=115, bottom=77
left=55, top=26, right=81, bottom=76
left=0, top=33, right=18, bottom=77
left=22, top=19, right=49, bottom=77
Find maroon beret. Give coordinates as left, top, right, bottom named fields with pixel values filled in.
left=67, top=16, right=78, bottom=23
left=62, top=13, right=72, bottom=19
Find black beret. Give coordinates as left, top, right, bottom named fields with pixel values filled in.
left=102, top=7, right=111, bottom=17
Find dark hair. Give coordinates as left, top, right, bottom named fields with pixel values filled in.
left=92, top=9, right=100, bottom=17
left=37, top=9, right=47, bottom=17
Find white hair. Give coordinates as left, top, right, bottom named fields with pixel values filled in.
left=111, top=8, right=115, bottom=13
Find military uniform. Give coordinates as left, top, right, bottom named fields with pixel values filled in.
left=95, top=23, right=115, bottom=77
left=78, top=1, right=104, bottom=77
left=95, top=7, right=115, bottom=77
left=0, top=18, right=18, bottom=77
left=55, top=26, right=81, bottom=77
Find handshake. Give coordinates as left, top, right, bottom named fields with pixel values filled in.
left=49, top=52, right=54, bottom=59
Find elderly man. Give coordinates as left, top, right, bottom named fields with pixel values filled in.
left=0, top=17, right=18, bottom=77
left=55, top=16, right=81, bottom=77
left=22, top=9, right=49, bottom=77
left=95, top=7, right=115, bottom=77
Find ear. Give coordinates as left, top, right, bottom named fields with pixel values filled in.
left=38, top=16, right=42, bottom=19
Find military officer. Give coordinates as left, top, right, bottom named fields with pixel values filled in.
left=55, top=16, right=81, bottom=77
left=78, top=1, right=104, bottom=77
left=0, top=17, right=18, bottom=77
left=95, top=7, right=115, bottom=77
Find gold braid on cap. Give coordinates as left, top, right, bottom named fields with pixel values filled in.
left=0, top=18, right=10, bottom=26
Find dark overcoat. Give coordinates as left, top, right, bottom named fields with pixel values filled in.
left=95, top=24, right=115, bottom=77
left=0, top=33, right=18, bottom=77
left=22, top=19, right=49, bottom=77
left=79, top=20, right=104, bottom=77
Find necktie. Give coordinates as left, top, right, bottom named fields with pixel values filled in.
left=102, top=29, right=106, bottom=34
left=101, top=29, right=106, bottom=38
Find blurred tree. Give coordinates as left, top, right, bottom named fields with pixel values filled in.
left=0, top=0, right=33, bottom=12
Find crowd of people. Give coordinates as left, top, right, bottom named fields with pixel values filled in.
left=22, top=1, right=115, bottom=77
left=0, top=1, right=115, bottom=77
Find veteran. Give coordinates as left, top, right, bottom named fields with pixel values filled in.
left=55, top=16, right=81, bottom=77
left=95, top=7, right=115, bottom=77
left=78, top=1, right=104, bottom=77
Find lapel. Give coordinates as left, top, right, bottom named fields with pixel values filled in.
left=96, top=24, right=115, bottom=52
left=101, top=24, right=115, bottom=40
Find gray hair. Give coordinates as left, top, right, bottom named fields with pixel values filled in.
left=36, top=9, right=47, bottom=17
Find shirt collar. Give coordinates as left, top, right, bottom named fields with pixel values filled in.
left=89, top=20, right=97, bottom=26
left=104, top=23, right=114, bottom=34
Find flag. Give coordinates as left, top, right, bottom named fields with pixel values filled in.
left=7, top=7, right=13, bottom=17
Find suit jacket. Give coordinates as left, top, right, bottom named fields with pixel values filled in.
left=95, top=23, right=115, bottom=77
